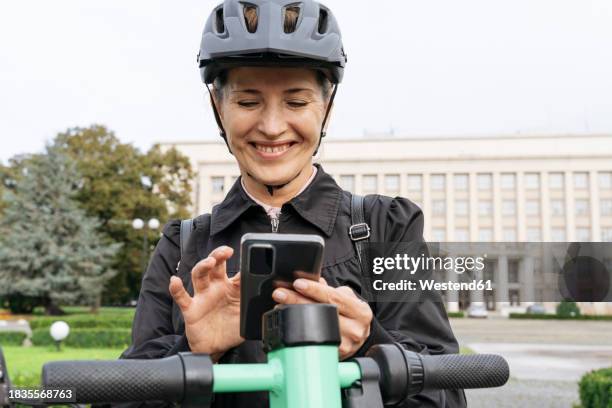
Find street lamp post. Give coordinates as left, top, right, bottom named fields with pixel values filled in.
left=132, top=218, right=160, bottom=274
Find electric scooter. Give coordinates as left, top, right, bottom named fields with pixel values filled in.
left=0, top=303, right=509, bottom=407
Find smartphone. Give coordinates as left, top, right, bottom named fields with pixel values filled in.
left=240, top=233, right=324, bottom=340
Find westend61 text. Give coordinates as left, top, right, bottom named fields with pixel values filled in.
left=373, top=279, right=493, bottom=291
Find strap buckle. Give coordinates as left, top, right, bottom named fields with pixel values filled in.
left=349, top=223, right=371, bottom=241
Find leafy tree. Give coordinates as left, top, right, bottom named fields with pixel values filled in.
left=52, top=125, right=194, bottom=304
left=0, top=146, right=120, bottom=315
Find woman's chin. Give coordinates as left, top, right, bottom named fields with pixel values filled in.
left=248, top=166, right=300, bottom=187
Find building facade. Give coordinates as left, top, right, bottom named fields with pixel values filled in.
left=160, top=134, right=612, bottom=314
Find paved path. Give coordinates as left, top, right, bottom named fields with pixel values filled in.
left=448, top=317, right=612, bottom=407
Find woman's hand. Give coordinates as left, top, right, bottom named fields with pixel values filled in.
left=272, top=277, right=373, bottom=360
left=169, top=246, right=243, bottom=362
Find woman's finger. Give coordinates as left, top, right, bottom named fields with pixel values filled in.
left=208, top=246, right=234, bottom=280
left=293, top=279, right=361, bottom=317
left=272, top=287, right=315, bottom=305
left=191, top=257, right=215, bottom=293
left=169, top=276, right=192, bottom=312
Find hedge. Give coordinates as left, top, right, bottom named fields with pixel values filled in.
left=447, top=312, right=465, bottom=318
left=29, top=313, right=134, bottom=330
left=0, top=332, right=27, bottom=346
left=509, top=313, right=612, bottom=321
left=31, top=328, right=131, bottom=349
left=579, top=367, right=612, bottom=408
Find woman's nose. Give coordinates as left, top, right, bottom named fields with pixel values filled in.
left=257, top=104, right=288, bottom=137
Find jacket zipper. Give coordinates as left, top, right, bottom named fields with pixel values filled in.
left=270, top=216, right=279, bottom=233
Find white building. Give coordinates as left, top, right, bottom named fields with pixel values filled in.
left=160, top=134, right=612, bottom=314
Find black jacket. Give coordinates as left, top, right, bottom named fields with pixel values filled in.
left=117, top=163, right=466, bottom=407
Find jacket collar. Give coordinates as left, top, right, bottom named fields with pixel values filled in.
left=210, top=163, right=342, bottom=237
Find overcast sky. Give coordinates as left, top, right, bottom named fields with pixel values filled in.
left=1, top=0, right=611, bottom=163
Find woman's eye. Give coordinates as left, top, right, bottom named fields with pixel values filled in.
left=287, top=100, right=308, bottom=108
left=237, top=101, right=259, bottom=107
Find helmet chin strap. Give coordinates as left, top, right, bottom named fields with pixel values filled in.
left=313, top=84, right=338, bottom=156
left=206, top=84, right=232, bottom=154
left=246, top=169, right=303, bottom=196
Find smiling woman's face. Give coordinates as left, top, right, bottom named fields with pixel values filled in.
left=214, top=66, right=329, bottom=187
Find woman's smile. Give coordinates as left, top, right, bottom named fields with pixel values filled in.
left=249, top=140, right=298, bottom=160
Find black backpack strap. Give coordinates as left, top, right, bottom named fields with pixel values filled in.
left=180, top=219, right=194, bottom=260
left=176, top=218, right=194, bottom=273
left=350, top=194, right=373, bottom=300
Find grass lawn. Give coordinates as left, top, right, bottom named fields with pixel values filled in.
left=1, top=346, right=124, bottom=387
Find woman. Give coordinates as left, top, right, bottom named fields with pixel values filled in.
left=120, top=1, right=466, bottom=407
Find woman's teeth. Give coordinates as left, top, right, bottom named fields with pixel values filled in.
left=254, top=143, right=292, bottom=153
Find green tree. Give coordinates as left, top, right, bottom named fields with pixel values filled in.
left=52, top=125, right=194, bottom=304
left=0, top=146, right=120, bottom=315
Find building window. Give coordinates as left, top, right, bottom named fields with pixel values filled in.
left=455, top=199, right=469, bottom=217
left=503, top=228, right=517, bottom=242
left=508, top=261, right=520, bottom=283
left=525, top=173, right=540, bottom=190
left=551, top=228, right=566, bottom=242
left=454, top=174, right=469, bottom=191
left=574, top=172, right=589, bottom=190
left=549, top=172, right=564, bottom=190
left=478, top=200, right=493, bottom=217
left=576, top=227, right=591, bottom=242
left=602, top=228, right=612, bottom=242
left=407, top=174, right=422, bottom=191
left=478, top=228, right=493, bottom=242
left=455, top=228, right=469, bottom=242
left=477, top=173, right=492, bottom=190
left=501, top=173, right=516, bottom=190
left=599, top=172, right=612, bottom=189
left=575, top=199, right=590, bottom=217
left=339, top=175, right=355, bottom=192
left=362, top=175, right=378, bottom=193
left=384, top=174, right=400, bottom=193
left=211, top=177, right=225, bottom=193
left=432, top=200, right=446, bottom=216
left=601, top=199, right=612, bottom=216
left=431, top=174, right=446, bottom=191
left=502, top=200, right=516, bottom=216
left=525, top=200, right=540, bottom=216
left=527, top=228, right=541, bottom=242
left=551, top=199, right=565, bottom=216
left=432, top=228, right=446, bottom=242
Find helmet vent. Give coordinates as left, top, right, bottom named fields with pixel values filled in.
left=283, top=4, right=301, bottom=34
left=215, top=7, right=225, bottom=34
left=317, top=7, right=328, bottom=34
left=242, top=3, right=258, bottom=33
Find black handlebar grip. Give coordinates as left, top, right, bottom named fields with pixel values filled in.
left=419, top=353, right=510, bottom=390
left=42, top=353, right=213, bottom=405
left=367, top=343, right=510, bottom=405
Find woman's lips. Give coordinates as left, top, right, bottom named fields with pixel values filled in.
left=250, top=142, right=296, bottom=159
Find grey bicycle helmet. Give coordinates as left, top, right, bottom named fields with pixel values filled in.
left=198, top=0, right=347, bottom=84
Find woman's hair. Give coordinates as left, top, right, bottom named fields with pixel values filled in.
left=212, top=5, right=332, bottom=102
